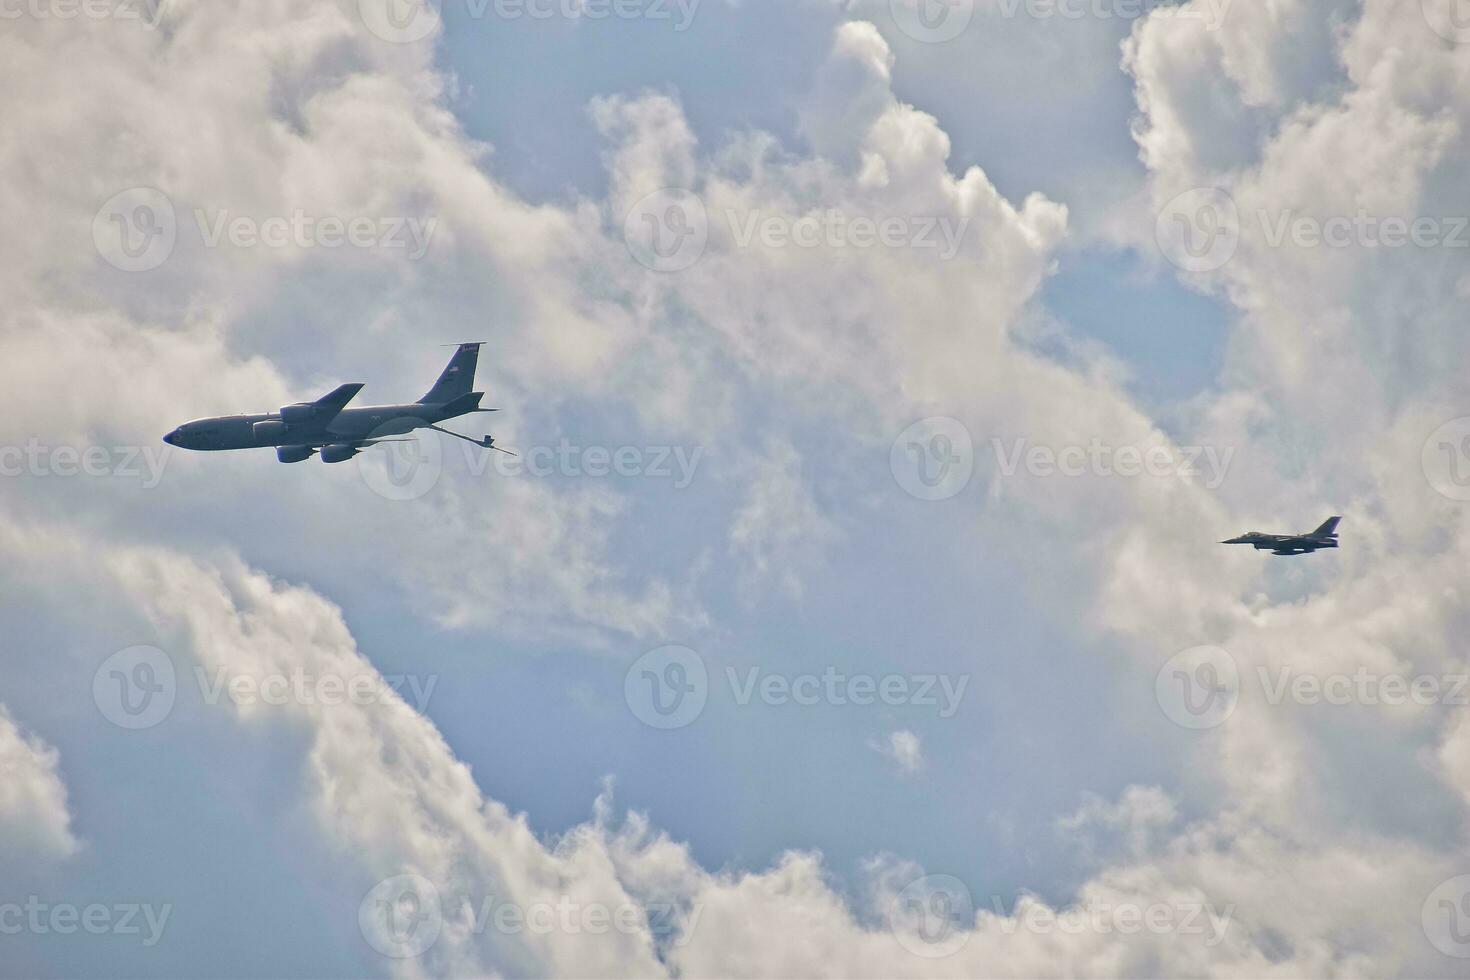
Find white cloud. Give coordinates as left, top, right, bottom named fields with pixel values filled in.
left=0, top=705, right=80, bottom=862
left=868, top=728, right=925, bottom=774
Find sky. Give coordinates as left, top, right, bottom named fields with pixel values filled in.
left=1, top=0, right=1469, bottom=977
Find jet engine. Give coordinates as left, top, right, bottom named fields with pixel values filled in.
left=275, top=446, right=314, bottom=464
left=279, top=403, right=318, bottom=424
left=320, top=443, right=359, bottom=464
left=253, top=420, right=289, bottom=441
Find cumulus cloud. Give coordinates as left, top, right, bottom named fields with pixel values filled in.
left=0, top=705, right=80, bottom=861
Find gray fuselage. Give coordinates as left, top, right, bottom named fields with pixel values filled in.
left=164, top=403, right=459, bottom=452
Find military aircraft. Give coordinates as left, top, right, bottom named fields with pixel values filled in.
left=1221, top=517, right=1341, bottom=556
left=163, top=343, right=511, bottom=463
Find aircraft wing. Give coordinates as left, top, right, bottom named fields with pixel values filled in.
left=312, top=383, right=364, bottom=423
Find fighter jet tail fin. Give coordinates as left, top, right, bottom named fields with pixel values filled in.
left=1312, top=516, right=1342, bottom=537
left=419, top=342, right=483, bottom=405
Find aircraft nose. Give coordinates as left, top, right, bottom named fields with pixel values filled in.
left=163, top=429, right=179, bottom=446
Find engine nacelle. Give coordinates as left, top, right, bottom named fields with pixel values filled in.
left=279, top=403, right=318, bottom=424
left=276, top=445, right=314, bottom=464
left=320, top=443, right=359, bottom=464
left=253, top=420, right=289, bottom=441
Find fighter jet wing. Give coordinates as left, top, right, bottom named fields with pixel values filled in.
left=311, top=383, right=364, bottom=424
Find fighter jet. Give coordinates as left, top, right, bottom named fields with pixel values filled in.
left=1221, top=517, right=1341, bottom=556
left=163, top=343, right=511, bottom=463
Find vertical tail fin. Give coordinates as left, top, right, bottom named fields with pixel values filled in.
left=1311, top=516, right=1342, bottom=537
left=419, top=343, right=482, bottom=405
